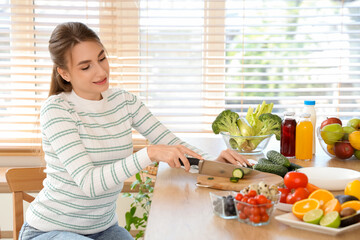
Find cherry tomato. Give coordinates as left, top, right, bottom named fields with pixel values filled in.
left=255, top=194, right=268, bottom=205
left=261, top=213, right=269, bottom=222
left=244, top=206, right=251, bottom=216
left=278, top=187, right=290, bottom=203
left=247, top=198, right=257, bottom=205
left=259, top=206, right=267, bottom=215
left=241, top=197, right=249, bottom=203
left=248, top=190, right=257, bottom=197
left=251, top=214, right=261, bottom=223
left=284, top=171, right=308, bottom=189
left=235, top=193, right=243, bottom=201
left=285, top=187, right=310, bottom=204
left=236, top=202, right=244, bottom=211
left=239, top=212, right=247, bottom=219
left=250, top=206, right=260, bottom=216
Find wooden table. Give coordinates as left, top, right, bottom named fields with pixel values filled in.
left=144, top=136, right=360, bottom=240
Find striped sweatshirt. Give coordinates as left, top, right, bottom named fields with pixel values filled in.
left=26, top=88, right=210, bottom=234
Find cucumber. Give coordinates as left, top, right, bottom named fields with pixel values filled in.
left=253, top=163, right=288, bottom=177
left=232, top=168, right=244, bottom=179
left=257, top=158, right=273, bottom=165
left=288, top=162, right=303, bottom=171
left=266, top=150, right=291, bottom=167
left=230, top=177, right=240, bottom=183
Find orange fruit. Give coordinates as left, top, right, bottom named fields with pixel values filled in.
left=326, top=144, right=335, bottom=155
left=349, top=131, right=360, bottom=150
left=292, top=198, right=321, bottom=220
left=345, top=179, right=360, bottom=200
left=308, top=189, right=334, bottom=208
left=323, top=198, right=341, bottom=215
left=341, top=200, right=360, bottom=211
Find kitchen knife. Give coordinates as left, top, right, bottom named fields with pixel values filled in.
left=181, top=157, right=254, bottom=178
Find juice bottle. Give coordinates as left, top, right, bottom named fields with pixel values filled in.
left=303, top=100, right=316, bottom=154
left=280, top=112, right=296, bottom=157
left=295, top=113, right=313, bottom=161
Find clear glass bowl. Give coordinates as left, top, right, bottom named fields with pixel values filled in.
left=220, top=132, right=272, bottom=155
left=233, top=196, right=278, bottom=226
left=209, top=192, right=238, bottom=219
left=316, top=127, right=356, bottom=159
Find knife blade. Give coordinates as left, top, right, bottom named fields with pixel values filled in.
left=182, top=157, right=254, bottom=178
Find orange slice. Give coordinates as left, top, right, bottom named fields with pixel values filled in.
left=323, top=198, right=341, bottom=215
left=341, top=200, right=360, bottom=211
left=292, top=198, right=321, bottom=220
left=308, top=189, right=334, bottom=208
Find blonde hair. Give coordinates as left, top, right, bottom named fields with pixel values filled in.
left=48, top=22, right=104, bottom=96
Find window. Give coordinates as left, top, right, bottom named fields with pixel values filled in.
left=1, top=0, right=360, bottom=153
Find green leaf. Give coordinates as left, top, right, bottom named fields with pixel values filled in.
left=135, top=172, right=142, bottom=181
left=130, top=206, right=136, bottom=216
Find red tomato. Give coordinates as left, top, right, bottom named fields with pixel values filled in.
left=278, top=187, right=291, bottom=203
left=261, top=213, right=269, bottom=222
left=250, top=214, right=261, bottom=223
left=248, top=190, right=257, bottom=197
left=255, top=194, right=268, bottom=205
left=235, top=193, right=243, bottom=201
left=284, top=171, right=308, bottom=189
left=285, top=187, right=310, bottom=204
left=247, top=198, right=258, bottom=205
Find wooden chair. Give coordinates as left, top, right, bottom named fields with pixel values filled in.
left=5, top=167, right=46, bottom=240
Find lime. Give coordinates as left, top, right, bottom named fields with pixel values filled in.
left=354, top=150, right=360, bottom=160
left=303, top=209, right=324, bottom=224
left=319, top=211, right=341, bottom=228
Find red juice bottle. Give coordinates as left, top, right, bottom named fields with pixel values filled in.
left=281, top=112, right=296, bottom=157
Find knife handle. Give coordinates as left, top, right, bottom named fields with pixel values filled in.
left=179, top=157, right=200, bottom=166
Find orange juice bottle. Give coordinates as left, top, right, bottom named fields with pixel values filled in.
left=295, top=113, right=313, bottom=161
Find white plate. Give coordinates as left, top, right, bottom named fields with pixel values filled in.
left=275, top=212, right=360, bottom=236
left=276, top=202, right=293, bottom=212
left=297, top=167, right=360, bottom=191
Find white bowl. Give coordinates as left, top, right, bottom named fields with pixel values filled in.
left=298, top=167, right=360, bottom=191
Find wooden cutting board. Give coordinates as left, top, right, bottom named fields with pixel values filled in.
left=196, top=170, right=283, bottom=191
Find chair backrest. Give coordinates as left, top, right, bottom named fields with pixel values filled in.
left=5, top=167, right=46, bottom=240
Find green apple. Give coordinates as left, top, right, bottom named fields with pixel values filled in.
left=321, top=123, right=344, bottom=145
left=347, top=118, right=360, bottom=130
left=342, top=126, right=356, bottom=140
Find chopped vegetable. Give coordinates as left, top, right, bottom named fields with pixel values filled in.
left=230, top=177, right=240, bottom=183
left=232, top=168, right=244, bottom=179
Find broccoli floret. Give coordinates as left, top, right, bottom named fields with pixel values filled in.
left=212, top=110, right=247, bottom=150
left=212, top=110, right=240, bottom=135
left=257, top=113, right=282, bottom=140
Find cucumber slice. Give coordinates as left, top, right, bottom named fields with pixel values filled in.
left=230, top=177, right=240, bottom=183
left=232, top=168, right=244, bottom=179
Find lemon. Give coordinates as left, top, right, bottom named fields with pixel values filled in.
left=303, top=209, right=324, bottom=224
left=319, top=211, right=341, bottom=228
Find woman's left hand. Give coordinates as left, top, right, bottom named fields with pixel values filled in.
left=215, top=149, right=252, bottom=167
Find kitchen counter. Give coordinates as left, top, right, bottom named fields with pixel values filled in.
left=144, top=135, right=360, bottom=240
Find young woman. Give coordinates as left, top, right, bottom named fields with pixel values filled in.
left=19, top=22, right=249, bottom=240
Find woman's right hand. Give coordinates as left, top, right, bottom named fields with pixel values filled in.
left=147, top=145, right=203, bottom=172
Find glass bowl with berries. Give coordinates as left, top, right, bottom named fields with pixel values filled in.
left=209, top=191, right=238, bottom=219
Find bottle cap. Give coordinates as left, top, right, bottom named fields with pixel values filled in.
left=304, top=100, right=316, bottom=105
left=284, top=111, right=295, bottom=116
left=301, top=113, right=311, bottom=118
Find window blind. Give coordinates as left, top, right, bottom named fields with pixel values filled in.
left=1, top=0, right=360, bottom=153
